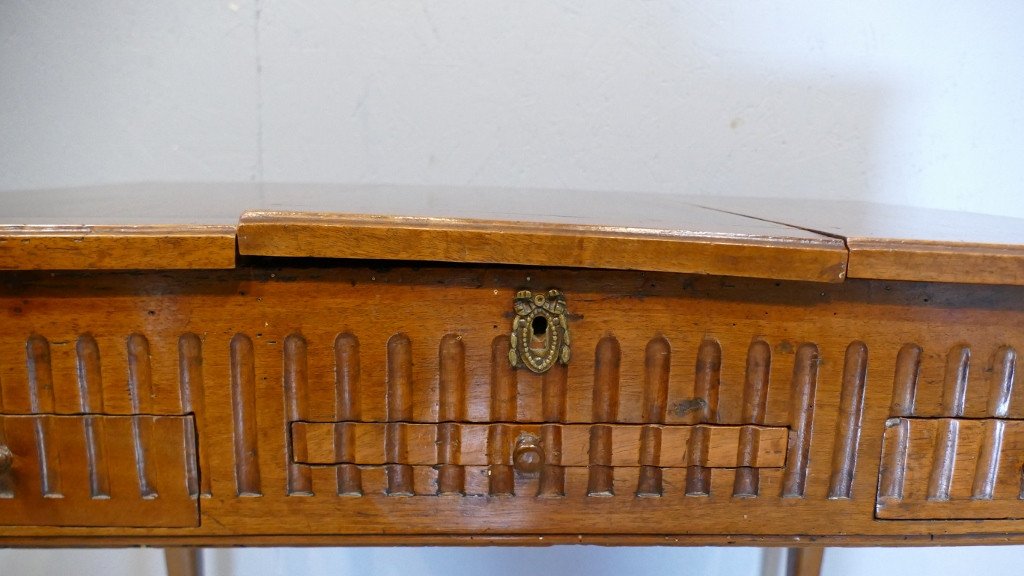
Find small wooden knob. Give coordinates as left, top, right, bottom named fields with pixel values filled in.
left=0, top=445, right=12, bottom=474
left=513, top=434, right=543, bottom=475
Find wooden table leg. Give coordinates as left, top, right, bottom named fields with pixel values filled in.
left=164, top=547, right=203, bottom=576
left=785, top=547, right=824, bottom=576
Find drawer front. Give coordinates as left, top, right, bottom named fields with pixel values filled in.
left=875, top=345, right=1024, bottom=520
left=290, top=421, right=788, bottom=497
left=291, top=422, right=789, bottom=468
left=0, top=414, right=199, bottom=527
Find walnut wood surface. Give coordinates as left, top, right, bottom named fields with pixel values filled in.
left=0, top=184, right=847, bottom=279
left=9, top=184, right=1024, bottom=284
left=688, top=196, right=1024, bottom=286
left=0, top=184, right=247, bottom=270
left=0, top=415, right=198, bottom=527
left=0, top=226, right=237, bottom=271
left=293, top=422, right=788, bottom=468
left=3, top=184, right=1024, bottom=546
left=0, top=265, right=1022, bottom=545
left=236, top=210, right=847, bottom=283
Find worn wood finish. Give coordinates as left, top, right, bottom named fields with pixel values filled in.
left=6, top=533, right=1024, bottom=547
left=292, top=422, right=789, bottom=468
left=875, top=418, right=1024, bottom=519
left=0, top=184, right=848, bottom=280
left=0, top=226, right=237, bottom=271
left=0, top=415, right=198, bottom=527
left=236, top=211, right=847, bottom=283
left=0, top=183, right=246, bottom=270
left=688, top=196, right=1024, bottom=286
left=8, top=184, right=1024, bottom=282
left=3, top=186, right=1024, bottom=546
left=0, top=264, right=1020, bottom=545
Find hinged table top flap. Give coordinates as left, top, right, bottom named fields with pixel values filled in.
left=689, top=196, right=1024, bottom=285
left=234, top=184, right=847, bottom=282
left=5, top=183, right=1019, bottom=285
left=0, top=183, right=848, bottom=281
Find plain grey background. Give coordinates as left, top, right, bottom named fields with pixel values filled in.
left=4, top=1, right=1024, bottom=219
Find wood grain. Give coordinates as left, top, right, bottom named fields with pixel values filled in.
left=333, top=333, right=362, bottom=496
left=782, top=344, right=818, bottom=498
left=6, top=185, right=1024, bottom=546
left=292, top=422, right=788, bottom=469
left=178, top=333, right=210, bottom=497
left=0, top=184, right=851, bottom=279
left=0, top=226, right=236, bottom=271
left=685, top=339, right=722, bottom=495
left=827, top=342, right=867, bottom=499
left=877, top=418, right=1024, bottom=519
left=734, top=340, right=771, bottom=497
left=437, top=334, right=467, bottom=495
left=237, top=212, right=847, bottom=283
left=0, top=183, right=244, bottom=271
left=75, top=335, right=110, bottom=499
left=283, top=334, right=313, bottom=496
left=11, top=185, right=1024, bottom=284
left=875, top=337, right=1024, bottom=520
left=0, top=415, right=198, bottom=527
left=688, top=196, right=1024, bottom=285
left=588, top=337, right=620, bottom=495
left=385, top=334, right=414, bottom=496
left=25, top=335, right=60, bottom=497
left=488, top=336, right=516, bottom=496
left=229, top=334, right=261, bottom=497
left=1, top=265, right=1024, bottom=542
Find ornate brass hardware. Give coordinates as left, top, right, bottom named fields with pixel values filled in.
left=508, top=289, right=571, bottom=374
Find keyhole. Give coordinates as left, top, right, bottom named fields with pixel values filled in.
left=531, top=315, right=548, bottom=337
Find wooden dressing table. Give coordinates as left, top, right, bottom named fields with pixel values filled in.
left=2, top=184, right=1024, bottom=574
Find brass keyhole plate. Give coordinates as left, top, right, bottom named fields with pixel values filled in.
left=508, top=289, right=571, bottom=374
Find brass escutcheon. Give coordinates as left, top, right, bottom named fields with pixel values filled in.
left=508, top=289, right=571, bottom=374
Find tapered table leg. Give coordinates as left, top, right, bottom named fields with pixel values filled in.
left=164, top=547, right=203, bottom=576
left=785, top=547, right=824, bottom=576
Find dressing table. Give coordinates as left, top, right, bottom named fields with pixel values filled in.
left=3, top=184, right=1024, bottom=575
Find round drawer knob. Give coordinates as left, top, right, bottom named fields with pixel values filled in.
left=513, top=434, right=544, bottom=475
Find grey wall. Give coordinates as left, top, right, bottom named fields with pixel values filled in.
left=2, top=1, right=1024, bottom=574
left=3, top=1, right=1024, bottom=216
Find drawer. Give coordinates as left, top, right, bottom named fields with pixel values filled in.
left=876, top=345, right=1024, bottom=520
left=291, top=421, right=789, bottom=496
left=0, top=331, right=202, bottom=528
left=0, top=414, right=199, bottom=527
left=0, top=267, right=831, bottom=537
